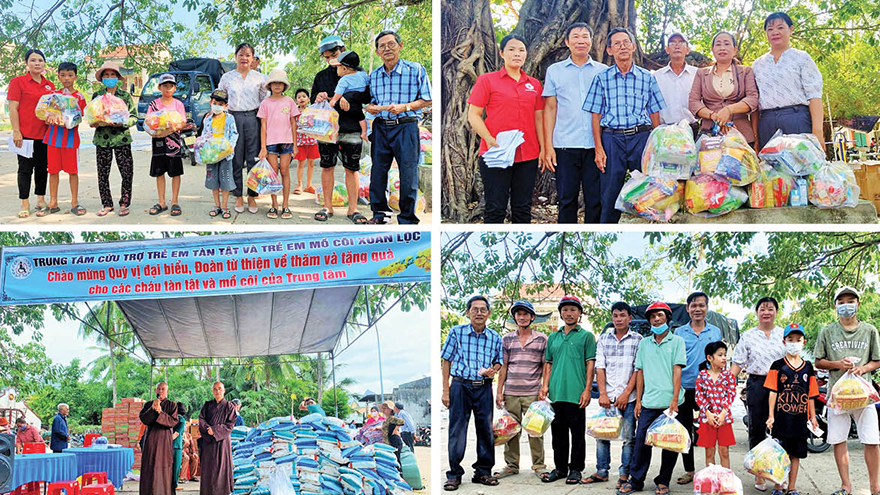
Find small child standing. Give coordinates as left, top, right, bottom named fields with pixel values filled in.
left=147, top=73, right=189, bottom=217
left=765, top=323, right=820, bottom=495
left=328, top=51, right=369, bottom=141
left=694, top=341, right=737, bottom=468
left=257, top=69, right=299, bottom=219
left=39, top=62, right=87, bottom=217
left=201, top=90, right=238, bottom=219
left=293, top=88, right=317, bottom=195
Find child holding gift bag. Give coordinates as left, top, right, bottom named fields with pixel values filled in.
left=257, top=69, right=299, bottom=219
left=694, top=341, right=736, bottom=469
left=293, top=88, right=317, bottom=195
left=147, top=73, right=190, bottom=217
left=201, top=90, right=238, bottom=219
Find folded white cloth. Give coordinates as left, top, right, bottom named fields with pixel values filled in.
left=482, top=130, right=524, bottom=169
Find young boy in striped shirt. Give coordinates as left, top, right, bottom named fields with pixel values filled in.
left=40, top=62, right=87, bottom=216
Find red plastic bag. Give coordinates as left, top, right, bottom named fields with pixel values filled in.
left=493, top=410, right=521, bottom=446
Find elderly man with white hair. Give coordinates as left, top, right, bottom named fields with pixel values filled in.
left=50, top=403, right=70, bottom=452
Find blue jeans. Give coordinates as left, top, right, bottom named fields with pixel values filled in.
left=555, top=147, right=601, bottom=223
left=599, top=129, right=650, bottom=224
left=446, top=378, right=494, bottom=480
left=596, top=401, right=636, bottom=478
left=628, top=407, right=677, bottom=490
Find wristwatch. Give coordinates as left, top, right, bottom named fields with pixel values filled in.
left=405, top=104, right=412, bottom=112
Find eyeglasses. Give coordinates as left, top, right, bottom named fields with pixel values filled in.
left=469, top=308, right=489, bottom=314
left=610, top=40, right=633, bottom=49
left=668, top=41, right=688, bottom=46
left=377, top=42, right=398, bottom=51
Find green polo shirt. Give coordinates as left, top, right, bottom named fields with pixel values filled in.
left=546, top=325, right=596, bottom=404
left=635, top=331, right=687, bottom=409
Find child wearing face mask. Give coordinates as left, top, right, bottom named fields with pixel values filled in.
left=695, top=341, right=736, bottom=468
left=200, top=90, right=239, bottom=219
left=764, top=323, right=819, bottom=495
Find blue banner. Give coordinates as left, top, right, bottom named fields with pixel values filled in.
left=0, top=232, right=430, bottom=305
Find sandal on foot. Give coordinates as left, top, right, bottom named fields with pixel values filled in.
left=293, top=186, right=303, bottom=195
left=281, top=208, right=293, bottom=219
left=618, top=482, right=640, bottom=495
left=170, top=204, right=182, bottom=216
left=221, top=209, right=232, bottom=219
left=96, top=207, right=114, bottom=217
left=37, top=205, right=61, bottom=217
left=618, top=477, right=630, bottom=490
left=493, top=467, right=518, bottom=479
left=656, top=484, right=669, bottom=495
left=314, top=209, right=332, bottom=222
left=118, top=207, right=130, bottom=217
left=209, top=207, right=223, bottom=217
left=541, top=469, right=566, bottom=483
left=443, top=479, right=461, bottom=491
left=304, top=185, right=316, bottom=194
left=234, top=205, right=245, bottom=213
left=267, top=207, right=278, bottom=219
left=677, top=472, right=694, bottom=485
left=347, top=211, right=367, bottom=224
left=582, top=474, right=609, bottom=484
left=248, top=205, right=258, bottom=214
left=149, top=203, right=168, bottom=215
left=755, top=483, right=768, bottom=492
left=566, top=470, right=581, bottom=485
left=17, top=210, right=29, bottom=218
left=472, top=474, right=499, bottom=486
left=71, top=205, right=86, bottom=216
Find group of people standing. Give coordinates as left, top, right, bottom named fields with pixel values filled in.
left=7, top=403, right=69, bottom=453
left=441, top=288, right=880, bottom=495
left=468, top=11, right=825, bottom=223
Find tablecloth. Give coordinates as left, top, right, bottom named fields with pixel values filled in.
left=11, top=453, right=77, bottom=489
left=62, top=447, right=135, bottom=488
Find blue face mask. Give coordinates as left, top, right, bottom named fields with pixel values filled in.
left=102, top=77, right=118, bottom=88
left=651, top=323, right=669, bottom=335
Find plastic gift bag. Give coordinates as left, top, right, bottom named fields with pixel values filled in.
left=268, top=467, right=297, bottom=495
left=697, top=135, right=725, bottom=174
left=641, top=121, right=697, bottom=180
left=694, top=464, right=744, bottom=495
left=743, top=437, right=790, bottom=484
left=808, top=162, right=850, bottom=208
left=829, top=365, right=880, bottom=411
left=298, top=102, right=339, bottom=143
left=388, top=190, right=428, bottom=214
left=521, top=399, right=555, bottom=437
left=84, top=93, right=129, bottom=126
left=314, top=182, right=349, bottom=207
left=493, top=410, right=522, bottom=446
left=759, top=130, right=826, bottom=176
left=194, top=135, right=233, bottom=164
left=35, top=94, right=82, bottom=129
left=586, top=408, right=623, bottom=440
left=615, top=171, right=683, bottom=222
left=685, top=174, right=746, bottom=216
left=246, top=159, right=283, bottom=195
left=645, top=411, right=690, bottom=453
left=144, top=109, right=186, bottom=136
left=749, top=163, right=796, bottom=208
left=714, top=129, right=760, bottom=186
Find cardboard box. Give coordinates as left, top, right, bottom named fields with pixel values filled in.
left=853, top=161, right=880, bottom=211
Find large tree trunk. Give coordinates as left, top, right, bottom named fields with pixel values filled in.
left=441, top=0, right=639, bottom=221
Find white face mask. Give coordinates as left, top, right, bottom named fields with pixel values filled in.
left=211, top=104, right=226, bottom=114
left=836, top=302, right=857, bottom=318
left=785, top=342, right=804, bottom=356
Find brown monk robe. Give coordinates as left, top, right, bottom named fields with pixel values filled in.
left=199, top=381, right=237, bottom=495
left=139, top=382, right=179, bottom=495
left=180, top=432, right=201, bottom=481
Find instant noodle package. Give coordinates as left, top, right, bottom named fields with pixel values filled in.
left=694, top=464, right=743, bottom=495
left=697, top=135, right=725, bottom=175
left=749, top=164, right=796, bottom=208
left=493, top=411, right=521, bottom=446
left=35, top=93, right=82, bottom=129
left=808, top=161, right=860, bottom=209
left=144, top=109, right=186, bottom=136
left=84, top=93, right=129, bottom=126
left=586, top=408, right=623, bottom=440
left=743, top=437, right=790, bottom=484
left=684, top=174, right=747, bottom=216
left=194, top=135, right=234, bottom=164
left=645, top=412, right=690, bottom=453
left=521, top=399, right=555, bottom=437
left=298, top=102, right=339, bottom=143
left=828, top=370, right=880, bottom=411
left=246, top=159, right=283, bottom=195
left=641, top=122, right=697, bottom=180
left=759, top=130, right=826, bottom=176
left=615, top=171, right=683, bottom=222
left=713, top=129, right=760, bottom=186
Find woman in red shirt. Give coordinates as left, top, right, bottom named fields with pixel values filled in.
left=8, top=49, right=56, bottom=218
left=467, top=34, right=546, bottom=224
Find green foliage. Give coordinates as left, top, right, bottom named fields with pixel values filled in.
left=818, top=38, right=880, bottom=118
left=321, top=387, right=351, bottom=418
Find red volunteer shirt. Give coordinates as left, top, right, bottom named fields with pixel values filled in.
left=8, top=73, right=56, bottom=140
left=468, top=68, right=544, bottom=162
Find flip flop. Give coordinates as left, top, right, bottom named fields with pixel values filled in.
left=17, top=210, right=29, bottom=219
left=280, top=208, right=293, bottom=219
left=304, top=185, right=316, bottom=194
left=221, top=209, right=232, bottom=219
left=96, top=207, right=114, bottom=217
left=618, top=476, right=629, bottom=490
left=347, top=211, right=367, bottom=224
left=677, top=472, right=694, bottom=485
left=267, top=207, right=278, bottom=219
left=209, top=207, right=222, bottom=217
left=655, top=485, right=669, bottom=495
left=618, top=482, right=640, bottom=495
left=149, top=203, right=168, bottom=215
left=293, top=186, right=303, bottom=195
left=314, top=209, right=332, bottom=222
left=71, top=205, right=86, bottom=216
left=118, top=207, right=130, bottom=217
left=37, top=205, right=61, bottom=217
left=566, top=470, right=581, bottom=485
left=170, top=204, right=182, bottom=216
left=582, top=474, right=609, bottom=484
left=541, top=469, right=566, bottom=483
left=493, top=467, right=518, bottom=479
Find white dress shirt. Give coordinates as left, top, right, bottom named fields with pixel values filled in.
left=653, top=63, right=698, bottom=125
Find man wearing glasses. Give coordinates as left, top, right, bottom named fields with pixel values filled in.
left=441, top=295, right=504, bottom=490
left=652, top=33, right=698, bottom=137
left=583, top=27, right=666, bottom=224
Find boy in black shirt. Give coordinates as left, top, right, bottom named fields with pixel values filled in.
left=764, top=323, right=820, bottom=495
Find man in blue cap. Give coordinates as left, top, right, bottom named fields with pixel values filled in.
left=310, top=35, right=372, bottom=224
left=495, top=300, right=548, bottom=479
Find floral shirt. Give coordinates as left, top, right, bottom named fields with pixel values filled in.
left=91, top=88, right=137, bottom=148
left=201, top=111, right=239, bottom=163
left=695, top=368, right=736, bottom=425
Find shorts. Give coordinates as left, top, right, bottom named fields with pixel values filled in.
left=266, top=143, right=294, bottom=156
left=47, top=146, right=78, bottom=174
left=828, top=404, right=879, bottom=445
left=205, top=159, right=236, bottom=192
left=696, top=422, right=736, bottom=448
left=295, top=144, right=320, bottom=161
left=775, top=435, right=808, bottom=459
left=319, top=132, right=363, bottom=172
left=150, top=155, right=184, bottom=178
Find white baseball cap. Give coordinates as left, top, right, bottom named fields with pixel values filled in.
left=834, top=286, right=860, bottom=302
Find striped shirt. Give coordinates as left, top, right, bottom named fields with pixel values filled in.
left=752, top=48, right=823, bottom=110
left=595, top=329, right=643, bottom=403
left=43, top=89, right=87, bottom=149
left=695, top=368, right=736, bottom=424
left=501, top=330, right=547, bottom=396
left=369, top=59, right=432, bottom=120
left=583, top=64, right=666, bottom=129
left=731, top=326, right=785, bottom=376
left=441, top=323, right=503, bottom=381
left=218, top=69, right=267, bottom=112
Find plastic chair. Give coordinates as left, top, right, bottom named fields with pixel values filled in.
left=47, top=480, right=80, bottom=495
left=21, top=442, right=45, bottom=454
left=79, top=484, right=114, bottom=495
left=83, top=434, right=101, bottom=447
left=81, top=472, right=107, bottom=486
left=12, top=482, right=41, bottom=495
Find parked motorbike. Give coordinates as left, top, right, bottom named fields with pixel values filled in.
left=414, top=426, right=431, bottom=447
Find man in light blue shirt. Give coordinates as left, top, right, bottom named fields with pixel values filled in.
left=394, top=402, right=417, bottom=451
left=543, top=23, right=608, bottom=224
left=673, top=291, right=722, bottom=485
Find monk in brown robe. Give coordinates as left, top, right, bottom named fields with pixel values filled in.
left=199, top=381, right=236, bottom=495
left=180, top=432, right=201, bottom=483
left=139, top=382, right=179, bottom=495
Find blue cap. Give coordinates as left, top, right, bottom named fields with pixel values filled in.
left=510, top=300, right=536, bottom=317
left=318, top=35, right=344, bottom=53
left=783, top=323, right=805, bottom=338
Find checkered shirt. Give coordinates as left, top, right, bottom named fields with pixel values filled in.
left=582, top=64, right=666, bottom=129
left=369, top=59, right=432, bottom=120
left=441, top=323, right=503, bottom=380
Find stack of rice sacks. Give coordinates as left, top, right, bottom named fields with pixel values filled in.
left=230, top=413, right=413, bottom=495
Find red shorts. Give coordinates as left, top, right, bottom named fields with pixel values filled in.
left=47, top=146, right=78, bottom=174
left=696, top=422, right=735, bottom=448
left=295, top=144, right=320, bottom=161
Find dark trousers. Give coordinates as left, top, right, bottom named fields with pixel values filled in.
left=479, top=157, right=538, bottom=224
left=745, top=375, right=770, bottom=449
left=230, top=110, right=260, bottom=198
left=667, top=389, right=696, bottom=474
left=628, top=407, right=678, bottom=489
left=17, top=139, right=48, bottom=200
left=390, top=434, right=404, bottom=465
left=757, top=105, right=812, bottom=149
left=446, top=379, right=494, bottom=480
left=402, top=431, right=415, bottom=451
left=550, top=401, right=586, bottom=474
left=555, top=147, right=600, bottom=223
left=370, top=120, right=420, bottom=224
left=600, top=129, right=650, bottom=223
